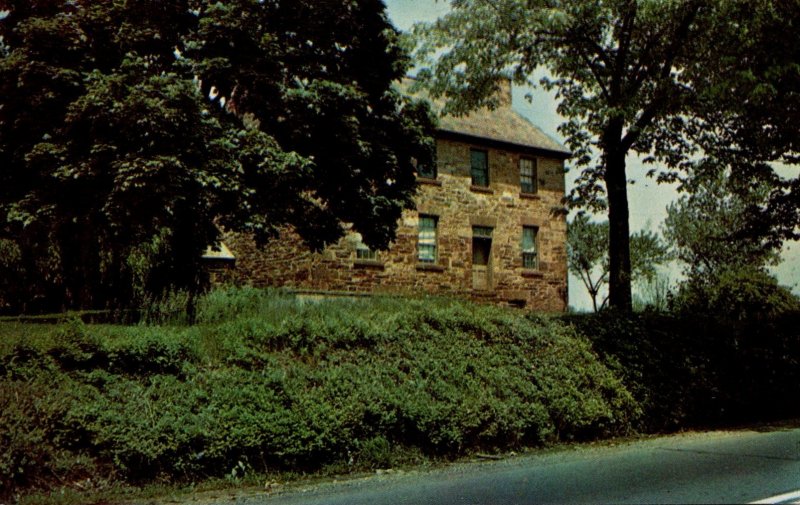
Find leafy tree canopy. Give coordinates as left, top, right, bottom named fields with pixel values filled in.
left=669, top=263, right=799, bottom=321
left=664, top=164, right=780, bottom=279
left=688, top=1, right=800, bottom=250
left=0, top=0, right=435, bottom=311
left=412, top=0, right=799, bottom=311
left=662, top=162, right=798, bottom=320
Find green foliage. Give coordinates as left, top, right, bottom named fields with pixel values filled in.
left=690, top=2, right=800, bottom=246
left=6, top=288, right=799, bottom=501
left=355, top=436, right=395, bottom=469
left=567, top=309, right=800, bottom=432
left=670, top=265, right=800, bottom=322
left=664, top=166, right=780, bottom=278
left=0, top=238, right=23, bottom=312
left=194, top=286, right=300, bottom=326
left=0, top=0, right=435, bottom=311
left=134, top=290, right=198, bottom=326
left=632, top=273, right=672, bottom=313
left=663, top=167, right=798, bottom=320
left=0, top=375, right=82, bottom=491
left=567, top=214, right=670, bottom=312
left=0, top=289, right=636, bottom=500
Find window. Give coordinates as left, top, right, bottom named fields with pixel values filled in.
left=356, top=243, right=378, bottom=261
left=520, top=158, right=537, bottom=194
left=522, top=226, right=538, bottom=269
left=470, top=149, right=489, bottom=187
left=416, top=156, right=437, bottom=179
left=353, top=233, right=378, bottom=261
left=418, top=215, right=438, bottom=263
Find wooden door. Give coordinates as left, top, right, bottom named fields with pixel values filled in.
left=472, top=228, right=492, bottom=290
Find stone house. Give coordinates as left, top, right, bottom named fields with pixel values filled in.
left=217, top=81, right=570, bottom=311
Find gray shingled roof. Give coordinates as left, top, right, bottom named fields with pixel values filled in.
left=437, top=107, right=570, bottom=157
left=400, top=78, right=569, bottom=158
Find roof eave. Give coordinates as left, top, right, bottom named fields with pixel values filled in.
left=436, top=129, right=572, bottom=161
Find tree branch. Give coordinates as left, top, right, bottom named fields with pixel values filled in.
left=576, top=46, right=612, bottom=101
left=620, top=1, right=702, bottom=151
left=612, top=0, right=638, bottom=101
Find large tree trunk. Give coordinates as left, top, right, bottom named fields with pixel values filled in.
left=60, top=218, right=101, bottom=311
left=605, top=142, right=633, bottom=312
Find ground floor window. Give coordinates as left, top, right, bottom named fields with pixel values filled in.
left=356, top=243, right=378, bottom=260
left=416, top=156, right=437, bottom=179
left=418, top=215, right=438, bottom=263
left=522, top=226, right=538, bottom=269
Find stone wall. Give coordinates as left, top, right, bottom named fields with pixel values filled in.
left=222, top=136, right=568, bottom=311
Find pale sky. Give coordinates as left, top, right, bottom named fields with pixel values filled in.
left=383, top=0, right=799, bottom=309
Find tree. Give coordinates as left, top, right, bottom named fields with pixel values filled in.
left=688, top=1, right=800, bottom=249
left=567, top=214, right=669, bottom=312
left=663, top=165, right=779, bottom=278
left=412, top=0, right=797, bottom=311
left=663, top=164, right=799, bottom=320
left=670, top=263, right=799, bottom=321
left=0, top=0, right=435, bottom=311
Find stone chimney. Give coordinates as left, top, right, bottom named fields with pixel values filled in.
left=495, top=77, right=512, bottom=108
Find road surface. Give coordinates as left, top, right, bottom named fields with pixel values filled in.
left=208, top=426, right=800, bottom=504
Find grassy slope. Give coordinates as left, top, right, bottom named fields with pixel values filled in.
left=0, top=289, right=637, bottom=502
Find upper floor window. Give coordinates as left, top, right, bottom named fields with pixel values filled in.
left=522, top=226, right=538, bottom=269
left=416, top=157, right=437, bottom=179
left=520, top=158, right=537, bottom=194
left=470, top=149, right=489, bottom=187
left=418, top=215, right=438, bottom=263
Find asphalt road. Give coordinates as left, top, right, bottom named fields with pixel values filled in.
left=213, top=427, right=800, bottom=505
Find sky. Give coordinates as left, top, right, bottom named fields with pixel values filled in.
left=383, top=0, right=800, bottom=309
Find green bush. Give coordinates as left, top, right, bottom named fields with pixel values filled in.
left=0, top=370, right=98, bottom=493
left=355, top=436, right=394, bottom=469
left=670, top=265, right=800, bottom=321
left=195, top=286, right=298, bottom=325
left=0, top=289, right=638, bottom=500
left=565, top=309, right=800, bottom=431
left=0, top=377, right=58, bottom=490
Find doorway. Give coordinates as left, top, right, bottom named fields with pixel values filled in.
left=472, top=226, right=493, bottom=290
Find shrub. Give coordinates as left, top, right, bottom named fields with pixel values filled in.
left=670, top=265, right=800, bottom=321
left=135, top=290, right=196, bottom=325
left=0, top=372, right=95, bottom=492
left=64, top=373, right=210, bottom=480
left=195, top=286, right=298, bottom=325
left=0, top=378, right=57, bottom=490
left=567, top=309, right=800, bottom=431
left=1, top=289, right=639, bottom=500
